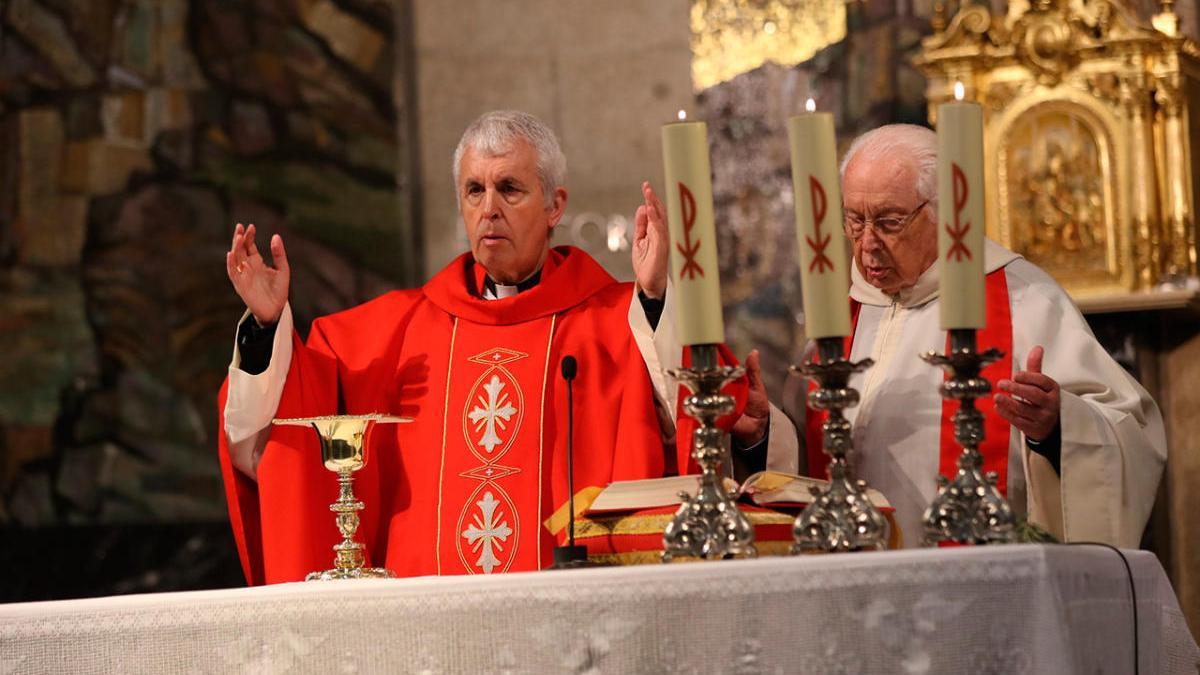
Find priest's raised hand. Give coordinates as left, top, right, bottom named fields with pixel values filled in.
left=225, top=222, right=289, bottom=326
left=633, top=181, right=669, bottom=300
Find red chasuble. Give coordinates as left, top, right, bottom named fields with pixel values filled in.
left=804, top=269, right=1014, bottom=493
left=217, top=246, right=666, bottom=584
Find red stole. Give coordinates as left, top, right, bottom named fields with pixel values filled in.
left=804, top=269, right=1013, bottom=495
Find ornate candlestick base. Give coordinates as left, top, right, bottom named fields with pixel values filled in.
left=662, top=345, right=757, bottom=562
left=790, top=338, right=886, bottom=553
left=273, top=414, right=411, bottom=580
left=919, top=330, right=1015, bottom=545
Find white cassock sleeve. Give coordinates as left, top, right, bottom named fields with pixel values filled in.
left=1006, top=261, right=1166, bottom=547
left=628, top=282, right=800, bottom=474
left=222, top=302, right=295, bottom=481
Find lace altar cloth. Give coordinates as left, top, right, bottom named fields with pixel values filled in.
left=0, top=545, right=1196, bottom=674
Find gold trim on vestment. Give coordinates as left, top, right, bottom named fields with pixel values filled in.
left=435, top=317, right=459, bottom=575
left=535, top=314, right=557, bottom=569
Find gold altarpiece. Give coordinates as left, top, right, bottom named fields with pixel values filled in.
left=916, top=0, right=1200, bottom=301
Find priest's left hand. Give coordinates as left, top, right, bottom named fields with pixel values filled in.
left=732, top=350, right=770, bottom=445
left=632, top=181, right=669, bottom=299
left=994, top=346, right=1060, bottom=441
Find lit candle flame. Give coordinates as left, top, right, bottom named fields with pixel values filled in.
left=805, top=97, right=816, bottom=113
left=677, top=109, right=687, bottom=121
left=954, top=81, right=965, bottom=101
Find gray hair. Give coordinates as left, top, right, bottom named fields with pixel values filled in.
left=840, top=124, right=938, bottom=215
left=452, top=110, right=567, bottom=208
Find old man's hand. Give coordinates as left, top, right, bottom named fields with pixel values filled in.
left=732, top=350, right=770, bottom=445
left=995, top=346, right=1060, bottom=442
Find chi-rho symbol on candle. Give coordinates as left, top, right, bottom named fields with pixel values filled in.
left=676, top=183, right=704, bottom=280
left=805, top=176, right=834, bottom=274
left=945, top=163, right=972, bottom=262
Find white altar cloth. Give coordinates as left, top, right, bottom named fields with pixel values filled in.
left=0, top=545, right=1196, bottom=674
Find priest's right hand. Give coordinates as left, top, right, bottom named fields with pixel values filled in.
left=632, top=182, right=668, bottom=300
left=226, top=222, right=290, bottom=326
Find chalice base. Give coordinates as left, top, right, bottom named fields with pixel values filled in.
left=305, top=566, right=395, bottom=581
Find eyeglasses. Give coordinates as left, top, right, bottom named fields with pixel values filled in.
left=843, top=200, right=930, bottom=239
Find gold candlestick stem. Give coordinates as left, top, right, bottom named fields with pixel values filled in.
left=273, top=414, right=411, bottom=580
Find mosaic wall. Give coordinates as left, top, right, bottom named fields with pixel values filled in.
left=0, top=0, right=411, bottom=532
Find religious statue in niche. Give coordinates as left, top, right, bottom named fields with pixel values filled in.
left=1007, top=111, right=1109, bottom=276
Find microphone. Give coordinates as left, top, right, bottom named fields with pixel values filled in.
left=551, top=355, right=592, bottom=569
left=562, top=356, right=577, bottom=549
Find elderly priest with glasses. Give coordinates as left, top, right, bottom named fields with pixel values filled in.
left=215, top=110, right=789, bottom=584
left=803, top=123, right=1166, bottom=548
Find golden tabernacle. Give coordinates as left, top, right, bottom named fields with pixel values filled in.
left=916, top=0, right=1200, bottom=300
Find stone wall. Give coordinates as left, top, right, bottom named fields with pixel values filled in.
left=0, top=0, right=413, bottom=529
left=411, top=0, right=693, bottom=281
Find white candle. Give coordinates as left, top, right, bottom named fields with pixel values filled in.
left=661, top=112, right=724, bottom=345
left=787, top=103, right=851, bottom=339
left=936, top=83, right=986, bottom=330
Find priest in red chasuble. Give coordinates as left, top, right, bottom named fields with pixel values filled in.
left=217, top=111, right=783, bottom=584
left=804, top=124, right=1166, bottom=548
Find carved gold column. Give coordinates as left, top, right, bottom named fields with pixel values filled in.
left=1124, top=72, right=1164, bottom=287
left=1155, top=69, right=1197, bottom=279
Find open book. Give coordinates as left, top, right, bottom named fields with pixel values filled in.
left=585, top=471, right=892, bottom=515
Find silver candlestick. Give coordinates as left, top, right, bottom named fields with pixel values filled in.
left=919, top=329, right=1015, bottom=545
left=790, top=337, right=887, bottom=553
left=662, top=345, right=757, bottom=562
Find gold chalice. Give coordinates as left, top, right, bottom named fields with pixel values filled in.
left=272, top=413, right=411, bottom=580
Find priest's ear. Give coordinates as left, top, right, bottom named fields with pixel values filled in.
left=547, top=186, right=568, bottom=228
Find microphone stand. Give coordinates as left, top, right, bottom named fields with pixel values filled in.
left=551, top=355, right=597, bottom=569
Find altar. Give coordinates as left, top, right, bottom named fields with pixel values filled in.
left=1, top=545, right=1195, bottom=674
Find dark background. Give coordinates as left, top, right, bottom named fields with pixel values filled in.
left=0, top=0, right=414, bottom=601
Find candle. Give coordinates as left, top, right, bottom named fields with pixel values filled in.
left=936, top=82, right=986, bottom=330
left=661, top=112, right=724, bottom=345
left=787, top=102, right=851, bottom=338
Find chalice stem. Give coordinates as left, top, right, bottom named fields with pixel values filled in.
left=332, top=469, right=365, bottom=570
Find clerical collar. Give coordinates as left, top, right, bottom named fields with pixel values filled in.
left=483, top=268, right=542, bottom=300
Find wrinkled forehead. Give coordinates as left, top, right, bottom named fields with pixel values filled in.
left=458, top=139, right=538, bottom=181
left=842, top=154, right=920, bottom=208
